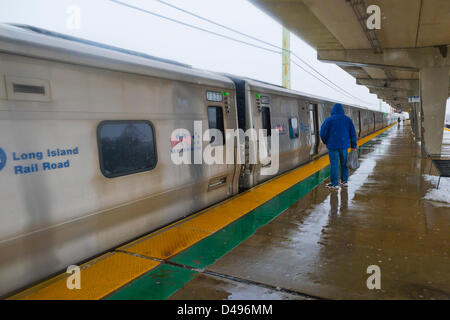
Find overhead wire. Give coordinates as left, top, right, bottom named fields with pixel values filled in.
left=107, top=0, right=378, bottom=107
left=107, top=0, right=280, bottom=55
left=154, top=0, right=375, bottom=106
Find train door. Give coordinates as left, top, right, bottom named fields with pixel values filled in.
left=358, top=110, right=362, bottom=137
left=260, top=105, right=272, bottom=164
left=309, top=103, right=319, bottom=156
left=207, top=106, right=225, bottom=145
left=207, top=105, right=228, bottom=190
left=373, top=113, right=376, bottom=132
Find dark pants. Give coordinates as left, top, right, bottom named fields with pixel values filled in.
left=328, top=148, right=348, bottom=186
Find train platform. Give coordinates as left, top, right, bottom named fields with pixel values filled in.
left=9, top=124, right=450, bottom=300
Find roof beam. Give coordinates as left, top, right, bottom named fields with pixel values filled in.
left=345, top=0, right=392, bottom=81
left=369, top=88, right=409, bottom=98
left=382, top=99, right=409, bottom=111
left=381, top=95, right=409, bottom=102
left=378, top=96, right=408, bottom=103
left=318, top=45, right=450, bottom=70
left=356, top=79, right=419, bottom=91
left=358, top=78, right=450, bottom=95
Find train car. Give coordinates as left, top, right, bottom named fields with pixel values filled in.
left=374, top=112, right=384, bottom=131
left=227, top=77, right=313, bottom=189
left=0, top=24, right=240, bottom=296
left=0, top=24, right=394, bottom=297
left=226, top=76, right=389, bottom=190
left=341, top=104, right=370, bottom=140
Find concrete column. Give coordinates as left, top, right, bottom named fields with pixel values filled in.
left=419, top=66, right=449, bottom=155
left=410, top=103, right=421, bottom=139
left=414, top=102, right=421, bottom=139
left=407, top=87, right=421, bottom=139
left=408, top=107, right=414, bottom=131
left=408, top=109, right=413, bottom=128
left=282, top=27, right=291, bottom=89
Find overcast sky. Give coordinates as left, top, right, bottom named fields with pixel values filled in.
left=1, top=0, right=449, bottom=115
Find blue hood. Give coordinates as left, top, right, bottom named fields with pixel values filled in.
left=331, top=103, right=345, bottom=115
left=320, top=103, right=357, bottom=149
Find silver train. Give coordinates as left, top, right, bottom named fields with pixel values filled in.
left=0, top=24, right=396, bottom=297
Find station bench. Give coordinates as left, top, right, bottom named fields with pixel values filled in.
left=428, top=154, right=450, bottom=189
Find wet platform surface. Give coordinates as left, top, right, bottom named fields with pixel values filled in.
left=171, top=125, right=450, bottom=300
left=169, top=273, right=312, bottom=300
left=11, top=125, right=450, bottom=300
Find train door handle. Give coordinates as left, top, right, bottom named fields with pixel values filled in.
left=208, top=176, right=227, bottom=190
left=261, top=161, right=272, bottom=168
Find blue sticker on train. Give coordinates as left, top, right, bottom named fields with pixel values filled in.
left=0, top=148, right=6, bottom=171
left=300, top=123, right=310, bottom=133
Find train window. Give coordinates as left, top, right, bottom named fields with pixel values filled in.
left=261, top=107, right=271, bottom=136
left=208, top=106, right=225, bottom=145
left=97, top=120, right=157, bottom=178
left=13, top=84, right=46, bottom=95
left=289, top=117, right=299, bottom=139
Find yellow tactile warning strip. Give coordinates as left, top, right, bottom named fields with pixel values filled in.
left=9, top=124, right=395, bottom=300
left=8, top=252, right=159, bottom=300
left=122, top=226, right=211, bottom=260
left=120, top=124, right=396, bottom=260
left=445, top=128, right=450, bottom=132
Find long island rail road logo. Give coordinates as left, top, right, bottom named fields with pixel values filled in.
left=0, top=146, right=80, bottom=175
left=0, top=148, right=6, bottom=172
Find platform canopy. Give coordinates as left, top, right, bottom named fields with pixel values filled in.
left=250, top=0, right=450, bottom=154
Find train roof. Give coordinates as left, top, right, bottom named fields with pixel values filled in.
left=0, top=23, right=235, bottom=89
left=0, top=24, right=386, bottom=113
left=241, top=77, right=374, bottom=111
left=223, top=73, right=381, bottom=112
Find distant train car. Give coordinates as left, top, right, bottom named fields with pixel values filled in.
left=0, top=24, right=394, bottom=297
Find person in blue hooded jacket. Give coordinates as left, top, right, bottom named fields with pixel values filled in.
left=320, top=103, right=357, bottom=189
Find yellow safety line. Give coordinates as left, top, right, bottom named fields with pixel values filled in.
left=7, top=252, right=115, bottom=300
left=445, top=128, right=450, bottom=132
left=8, top=252, right=159, bottom=300
left=9, top=124, right=395, bottom=300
